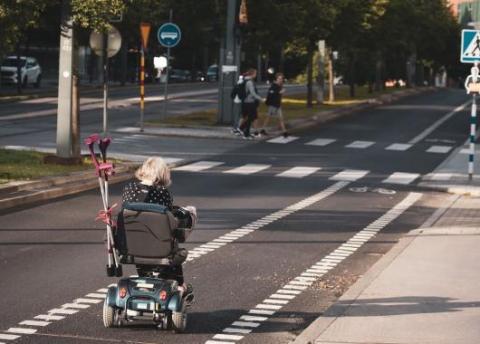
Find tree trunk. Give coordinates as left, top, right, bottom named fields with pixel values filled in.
left=257, top=45, right=262, bottom=83
left=316, top=40, right=325, bottom=105
left=307, top=45, right=314, bottom=108
left=120, top=41, right=127, bottom=86
left=375, top=51, right=382, bottom=92
left=279, top=44, right=285, bottom=73
left=328, top=50, right=334, bottom=102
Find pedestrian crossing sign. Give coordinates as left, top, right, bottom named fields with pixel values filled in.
left=461, top=30, right=480, bottom=63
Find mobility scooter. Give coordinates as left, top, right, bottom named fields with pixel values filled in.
left=103, top=202, right=194, bottom=332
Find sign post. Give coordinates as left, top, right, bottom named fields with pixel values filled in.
left=462, top=29, right=480, bottom=180
left=139, top=22, right=151, bottom=132
left=89, top=26, right=122, bottom=135
left=157, top=11, right=181, bottom=119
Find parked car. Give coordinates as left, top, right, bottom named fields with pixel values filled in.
left=206, top=64, right=218, bottom=82
left=169, top=69, right=191, bottom=82
left=1, top=56, right=42, bottom=88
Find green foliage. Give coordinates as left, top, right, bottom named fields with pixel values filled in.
left=72, top=0, right=125, bottom=32
left=0, top=0, right=48, bottom=57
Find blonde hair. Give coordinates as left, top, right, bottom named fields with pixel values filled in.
left=135, top=157, right=171, bottom=186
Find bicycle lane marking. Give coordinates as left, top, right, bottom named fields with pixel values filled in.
left=205, top=192, right=423, bottom=344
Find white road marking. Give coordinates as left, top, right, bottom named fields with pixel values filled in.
left=34, top=314, right=65, bottom=321
left=383, top=172, right=420, bottom=185
left=213, top=334, right=244, bottom=341
left=205, top=341, right=233, bottom=344
left=305, top=138, right=336, bottom=146
left=232, top=321, right=261, bottom=328
left=74, top=298, right=103, bottom=304
left=85, top=293, right=107, bottom=299
left=175, top=161, right=224, bottom=172
left=329, top=169, right=369, bottom=182
left=48, top=308, right=78, bottom=315
left=96, top=288, right=108, bottom=293
left=205, top=192, right=422, bottom=343
left=0, top=333, right=20, bottom=340
left=385, top=143, right=412, bottom=151
left=240, top=315, right=268, bottom=322
left=267, top=136, right=299, bottom=144
left=429, top=173, right=453, bottom=181
left=249, top=309, right=275, bottom=315
left=270, top=294, right=296, bottom=300
left=223, top=328, right=252, bottom=334
left=62, top=303, right=90, bottom=309
left=7, top=328, right=36, bottom=334
left=276, top=289, right=302, bottom=295
left=19, top=320, right=50, bottom=327
left=223, top=164, right=271, bottom=175
left=408, top=101, right=470, bottom=144
left=276, top=166, right=321, bottom=178
left=345, top=140, right=375, bottom=149
left=263, top=299, right=289, bottom=305
left=426, top=145, right=452, bottom=154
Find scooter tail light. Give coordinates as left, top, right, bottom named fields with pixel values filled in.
left=159, top=290, right=167, bottom=301
left=119, top=287, right=127, bottom=298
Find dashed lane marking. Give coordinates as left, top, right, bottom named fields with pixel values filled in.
left=18, top=321, right=50, bottom=327
left=205, top=192, right=422, bottom=343
left=0, top=333, right=20, bottom=340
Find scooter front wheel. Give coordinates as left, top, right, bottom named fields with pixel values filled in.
left=171, top=304, right=187, bottom=333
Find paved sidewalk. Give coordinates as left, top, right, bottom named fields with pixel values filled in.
left=293, top=194, right=480, bottom=344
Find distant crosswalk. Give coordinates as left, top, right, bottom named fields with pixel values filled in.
left=174, top=160, right=426, bottom=185
left=266, top=135, right=455, bottom=154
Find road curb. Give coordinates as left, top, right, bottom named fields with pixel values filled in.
left=289, top=193, right=459, bottom=344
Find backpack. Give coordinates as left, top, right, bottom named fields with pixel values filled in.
left=231, top=80, right=247, bottom=101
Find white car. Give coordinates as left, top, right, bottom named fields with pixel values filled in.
left=1, top=56, right=42, bottom=88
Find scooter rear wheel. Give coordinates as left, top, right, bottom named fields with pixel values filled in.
left=103, top=299, right=116, bottom=328
left=171, top=305, right=187, bottom=333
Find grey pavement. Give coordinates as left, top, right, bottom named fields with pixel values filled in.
left=293, top=194, right=480, bottom=344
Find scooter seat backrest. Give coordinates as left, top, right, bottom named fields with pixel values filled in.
left=121, top=202, right=178, bottom=259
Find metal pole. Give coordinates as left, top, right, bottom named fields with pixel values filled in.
left=163, top=9, right=173, bottom=119
left=470, top=93, right=477, bottom=180
left=163, top=46, right=171, bottom=118
left=103, top=32, right=109, bottom=135
left=140, top=47, right=145, bottom=132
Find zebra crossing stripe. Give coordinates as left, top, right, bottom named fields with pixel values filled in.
left=426, top=145, right=452, bottom=154
left=345, top=140, right=375, bottom=149
left=305, top=138, right=336, bottom=146
left=175, top=161, right=224, bottom=172
left=223, top=164, right=271, bottom=175
left=276, top=166, right=320, bottom=178
left=329, top=169, right=369, bottom=182
left=383, top=172, right=420, bottom=185
left=386, top=143, right=412, bottom=151
left=267, top=136, right=299, bottom=144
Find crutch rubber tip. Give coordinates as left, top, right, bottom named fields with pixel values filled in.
left=115, top=265, right=123, bottom=277
left=106, top=265, right=115, bottom=277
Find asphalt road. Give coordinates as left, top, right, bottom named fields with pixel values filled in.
left=0, top=88, right=472, bottom=344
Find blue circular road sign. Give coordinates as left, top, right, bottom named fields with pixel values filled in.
left=157, top=23, right=181, bottom=48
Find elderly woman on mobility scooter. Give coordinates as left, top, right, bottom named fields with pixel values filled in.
left=118, top=157, right=196, bottom=299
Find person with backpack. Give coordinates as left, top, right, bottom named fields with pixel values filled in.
left=260, top=72, right=288, bottom=137
left=238, top=68, right=264, bottom=139
left=231, top=74, right=245, bottom=135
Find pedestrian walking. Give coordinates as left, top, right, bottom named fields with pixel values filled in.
left=260, top=73, right=288, bottom=137
left=239, top=68, right=264, bottom=139
left=231, top=74, right=245, bottom=136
